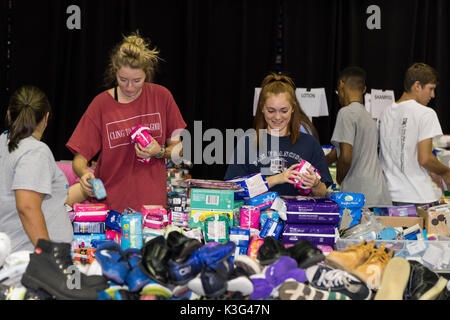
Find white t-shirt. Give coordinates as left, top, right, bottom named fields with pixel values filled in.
left=379, top=100, right=443, bottom=203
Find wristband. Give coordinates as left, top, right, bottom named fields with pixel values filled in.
left=155, top=146, right=166, bottom=158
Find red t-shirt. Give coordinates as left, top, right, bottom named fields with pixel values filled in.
left=66, top=83, right=186, bottom=212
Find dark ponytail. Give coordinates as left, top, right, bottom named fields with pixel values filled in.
left=5, top=86, right=51, bottom=152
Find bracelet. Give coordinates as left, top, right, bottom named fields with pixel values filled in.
left=155, top=146, right=166, bottom=158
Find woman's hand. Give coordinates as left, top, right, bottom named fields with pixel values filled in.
left=297, top=168, right=320, bottom=190
left=267, top=163, right=301, bottom=188
left=135, top=140, right=161, bottom=159
left=80, top=171, right=96, bottom=197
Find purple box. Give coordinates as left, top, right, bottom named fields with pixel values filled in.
left=388, top=205, right=417, bottom=217
left=281, top=223, right=336, bottom=246
left=282, top=196, right=340, bottom=225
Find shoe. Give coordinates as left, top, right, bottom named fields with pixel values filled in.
left=305, top=264, right=372, bottom=300
left=187, top=268, right=228, bottom=298
left=403, top=260, right=448, bottom=300
left=375, top=257, right=410, bottom=300
left=226, top=267, right=254, bottom=296
left=20, top=239, right=102, bottom=300
left=123, top=248, right=151, bottom=292
left=265, top=256, right=306, bottom=289
left=249, top=274, right=273, bottom=300
left=197, top=241, right=236, bottom=267
left=95, top=241, right=130, bottom=285
left=234, top=255, right=261, bottom=275
left=139, top=236, right=171, bottom=285
left=114, top=289, right=141, bottom=300
left=140, top=280, right=172, bottom=298
left=325, top=240, right=375, bottom=274
left=351, top=244, right=393, bottom=290
left=166, top=231, right=203, bottom=262
left=287, top=240, right=325, bottom=269
left=0, top=284, right=26, bottom=300
left=257, top=237, right=289, bottom=266
left=167, top=250, right=203, bottom=285
left=279, top=281, right=350, bottom=300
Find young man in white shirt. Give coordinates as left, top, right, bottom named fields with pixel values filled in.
left=379, top=62, right=450, bottom=206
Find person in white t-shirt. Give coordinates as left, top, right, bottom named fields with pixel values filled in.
left=379, top=62, right=450, bottom=206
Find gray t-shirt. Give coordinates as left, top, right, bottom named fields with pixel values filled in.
left=331, top=102, right=392, bottom=208
left=0, top=133, right=73, bottom=252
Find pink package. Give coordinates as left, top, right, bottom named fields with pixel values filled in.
left=290, top=159, right=321, bottom=190
left=247, top=235, right=264, bottom=259
left=142, top=206, right=168, bottom=229
left=73, top=203, right=108, bottom=212
left=105, top=230, right=121, bottom=245
left=130, top=125, right=153, bottom=148
left=130, top=125, right=153, bottom=164
left=73, top=203, right=109, bottom=222
left=240, top=206, right=261, bottom=230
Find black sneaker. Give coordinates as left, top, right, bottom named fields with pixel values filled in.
left=403, top=260, right=448, bottom=300
left=287, top=240, right=325, bottom=269
left=257, top=237, right=289, bottom=266
left=305, top=265, right=373, bottom=300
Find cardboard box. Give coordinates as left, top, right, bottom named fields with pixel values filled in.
left=417, top=207, right=450, bottom=237
left=362, top=215, right=423, bottom=229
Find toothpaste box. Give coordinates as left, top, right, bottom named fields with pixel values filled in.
left=281, top=224, right=337, bottom=246
left=282, top=196, right=340, bottom=225
left=73, top=222, right=106, bottom=234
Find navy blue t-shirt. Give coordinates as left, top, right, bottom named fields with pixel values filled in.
left=224, top=132, right=332, bottom=196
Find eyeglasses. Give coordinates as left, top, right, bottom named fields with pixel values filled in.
left=431, top=214, right=447, bottom=226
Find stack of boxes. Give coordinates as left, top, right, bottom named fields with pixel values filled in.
left=71, top=203, right=109, bottom=264
left=280, top=196, right=340, bottom=248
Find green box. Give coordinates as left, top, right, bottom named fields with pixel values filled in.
left=189, top=188, right=234, bottom=228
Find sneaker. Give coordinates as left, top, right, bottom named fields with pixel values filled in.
left=265, top=256, right=306, bottom=289
left=95, top=241, right=130, bottom=285
left=197, top=241, right=236, bottom=267
left=351, top=244, right=394, bottom=290
left=123, top=248, right=151, bottom=292
left=187, top=268, right=228, bottom=298
left=257, top=237, right=289, bottom=266
left=305, top=265, right=372, bottom=300
left=325, top=240, right=375, bottom=274
left=279, top=281, right=350, bottom=300
left=287, top=240, right=325, bottom=269
left=167, top=250, right=203, bottom=285
left=166, top=231, right=203, bottom=262
left=139, top=236, right=171, bottom=285
left=233, top=255, right=261, bottom=275
left=375, top=257, right=410, bottom=300
left=249, top=274, right=273, bottom=300
left=403, top=260, right=448, bottom=300
left=140, top=280, right=172, bottom=298
left=0, top=284, right=26, bottom=300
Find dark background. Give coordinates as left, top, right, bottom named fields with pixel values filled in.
left=1, top=0, right=449, bottom=180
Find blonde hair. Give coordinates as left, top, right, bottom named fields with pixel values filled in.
left=253, top=73, right=319, bottom=147
left=104, top=31, right=160, bottom=87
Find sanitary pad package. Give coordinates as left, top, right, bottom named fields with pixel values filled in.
left=282, top=196, right=340, bottom=225
left=281, top=224, right=336, bottom=246
left=327, top=193, right=365, bottom=230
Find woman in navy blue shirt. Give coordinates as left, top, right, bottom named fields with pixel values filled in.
left=224, top=73, right=332, bottom=197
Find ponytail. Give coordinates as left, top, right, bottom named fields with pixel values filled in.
left=5, top=85, right=51, bottom=152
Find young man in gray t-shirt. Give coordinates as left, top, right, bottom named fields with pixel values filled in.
left=326, top=67, right=392, bottom=208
